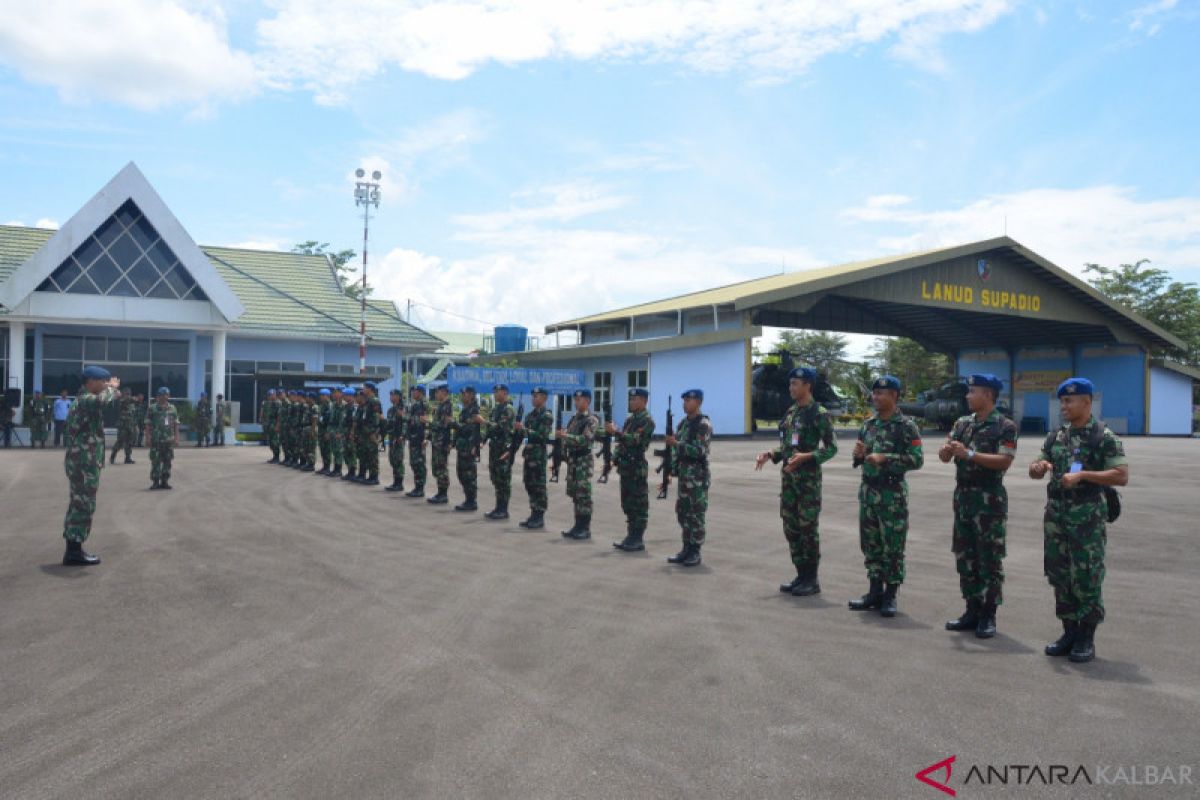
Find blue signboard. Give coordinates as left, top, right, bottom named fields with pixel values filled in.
left=446, top=366, right=586, bottom=396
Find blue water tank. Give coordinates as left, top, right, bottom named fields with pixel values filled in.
left=493, top=325, right=528, bottom=354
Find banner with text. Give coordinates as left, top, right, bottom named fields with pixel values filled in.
left=446, top=366, right=587, bottom=396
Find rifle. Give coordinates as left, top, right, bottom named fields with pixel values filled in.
left=472, top=400, right=488, bottom=462
left=596, top=400, right=613, bottom=483
left=506, top=396, right=525, bottom=462
left=550, top=406, right=564, bottom=482
left=653, top=396, right=674, bottom=499
left=852, top=428, right=867, bottom=469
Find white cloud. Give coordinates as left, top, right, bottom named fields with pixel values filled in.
left=840, top=185, right=1200, bottom=282
left=225, top=239, right=284, bottom=251
left=2, top=218, right=60, bottom=229
left=1129, top=0, right=1178, bottom=35
left=0, top=0, right=257, bottom=110
left=256, top=0, right=1015, bottom=102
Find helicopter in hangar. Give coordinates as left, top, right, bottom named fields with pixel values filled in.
left=750, top=350, right=850, bottom=430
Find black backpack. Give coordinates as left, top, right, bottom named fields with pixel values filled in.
left=1042, top=423, right=1122, bottom=523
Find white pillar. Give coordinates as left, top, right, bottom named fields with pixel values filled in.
left=212, top=330, right=226, bottom=430
left=9, top=321, right=26, bottom=424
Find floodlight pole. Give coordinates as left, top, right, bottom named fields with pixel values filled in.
left=354, top=169, right=381, bottom=375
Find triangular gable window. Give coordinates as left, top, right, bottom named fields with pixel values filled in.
left=37, top=199, right=209, bottom=301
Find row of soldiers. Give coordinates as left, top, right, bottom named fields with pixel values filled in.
left=754, top=368, right=1127, bottom=664
left=259, top=382, right=714, bottom=566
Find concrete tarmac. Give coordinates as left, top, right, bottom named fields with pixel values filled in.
left=1, top=435, right=1197, bottom=798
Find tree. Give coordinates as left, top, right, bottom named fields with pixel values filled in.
left=867, top=337, right=952, bottom=399
left=292, top=241, right=370, bottom=300
left=1084, top=260, right=1200, bottom=366
left=775, top=330, right=851, bottom=385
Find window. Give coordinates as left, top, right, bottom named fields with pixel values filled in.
left=281, top=362, right=305, bottom=373
left=35, top=200, right=209, bottom=301
left=627, top=369, right=648, bottom=390
left=324, top=364, right=354, bottom=374
left=152, top=339, right=188, bottom=364
left=593, top=371, right=612, bottom=414
left=43, top=335, right=82, bottom=360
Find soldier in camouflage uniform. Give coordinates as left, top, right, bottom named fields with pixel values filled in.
left=315, top=388, right=333, bottom=474
left=144, top=386, right=180, bottom=490
left=26, top=389, right=52, bottom=448
left=302, top=391, right=319, bottom=471
left=426, top=384, right=454, bottom=504
left=327, top=387, right=345, bottom=477
left=938, top=373, right=1018, bottom=639
left=280, top=391, right=295, bottom=466
left=479, top=384, right=517, bottom=519
left=60, top=366, right=120, bottom=566
left=665, top=389, right=712, bottom=566
left=340, top=387, right=360, bottom=480
left=557, top=388, right=599, bottom=540
left=452, top=386, right=482, bottom=511
left=1030, top=377, right=1129, bottom=664
left=356, top=382, right=383, bottom=485
left=194, top=392, right=212, bottom=447
left=405, top=385, right=429, bottom=497
left=213, top=394, right=229, bottom=446
left=385, top=389, right=407, bottom=491
left=513, top=386, right=553, bottom=529
left=291, top=391, right=307, bottom=468
left=262, top=389, right=281, bottom=463
left=848, top=375, right=924, bottom=618
left=611, top=387, right=656, bottom=552
left=109, top=388, right=138, bottom=464
left=755, top=367, right=838, bottom=594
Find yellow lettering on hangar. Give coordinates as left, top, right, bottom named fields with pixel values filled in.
left=920, top=281, right=1041, bottom=313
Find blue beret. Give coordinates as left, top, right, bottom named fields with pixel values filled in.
left=343, top=387, right=356, bottom=396
left=787, top=366, right=817, bottom=383
left=681, top=388, right=704, bottom=400
left=267, top=389, right=276, bottom=395
left=319, top=388, right=331, bottom=396
left=156, top=386, right=169, bottom=396
left=461, top=385, right=477, bottom=393
left=574, top=389, right=592, bottom=399
left=967, top=373, right=1003, bottom=392
left=199, top=391, right=207, bottom=397
left=82, top=365, right=110, bottom=381
left=531, top=386, right=548, bottom=395
left=432, top=382, right=448, bottom=392
left=493, top=383, right=509, bottom=392
left=872, top=375, right=902, bottom=392
left=363, top=381, right=377, bottom=391
left=628, top=388, right=649, bottom=399
left=414, top=384, right=427, bottom=393
left=1057, top=377, right=1094, bottom=398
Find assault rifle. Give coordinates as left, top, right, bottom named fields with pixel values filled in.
left=653, top=395, right=674, bottom=499
left=550, top=406, right=564, bottom=482
left=505, top=396, right=525, bottom=462
left=596, top=400, right=614, bottom=483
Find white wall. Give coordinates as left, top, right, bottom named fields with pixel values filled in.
left=648, top=339, right=746, bottom=436
left=1149, top=367, right=1194, bottom=435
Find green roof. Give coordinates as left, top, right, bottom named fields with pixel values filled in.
left=0, top=225, right=443, bottom=349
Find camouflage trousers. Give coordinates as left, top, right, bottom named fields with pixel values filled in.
left=302, top=428, right=316, bottom=465
left=111, top=423, right=136, bottom=460
left=781, top=471, right=822, bottom=567
left=456, top=446, right=478, bottom=498
left=359, top=434, right=379, bottom=476
left=523, top=450, right=548, bottom=513
left=194, top=421, right=211, bottom=444
left=431, top=442, right=450, bottom=492
left=675, top=463, right=709, bottom=546
left=617, top=459, right=650, bottom=530
left=149, top=441, right=174, bottom=482
left=319, top=430, right=331, bottom=467
left=63, top=446, right=103, bottom=542
left=408, top=438, right=426, bottom=489
left=1044, top=497, right=1107, bottom=624
left=858, top=483, right=908, bottom=584
left=343, top=433, right=358, bottom=470
left=565, top=454, right=593, bottom=516
left=268, top=426, right=281, bottom=459
left=30, top=421, right=49, bottom=445
left=488, top=444, right=512, bottom=506
left=389, top=437, right=406, bottom=483
left=953, top=484, right=1008, bottom=607
left=332, top=430, right=344, bottom=469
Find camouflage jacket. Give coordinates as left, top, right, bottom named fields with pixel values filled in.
left=858, top=413, right=923, bottom=484
left=522, top=406, right=554, bottom=458
left=386, top=404, right=406, bottom=439
left=65, top=386, right=118, bottom=460
left=430, top=399, right=454, bottom=448
left=950, top=409, right=1018, bottom=486
left=144, top=402, right=179, bottom=445
left=563, top=411, right=599, bottom=461
left=26, top=396, right=52, bottom=424
left=454, top=400, right=482, bottom=451
left=483, top=400, right=516, bottom=449
left=771, top=401, right=837, bottom=476
left=614, top=408, right=655, bottom=467
left=360, top=396, right=383, bottom=437
left=674, top=413, right=713, bottom=482
left=406, top=399, right=428, bottom=444
left=1039, top=416, right=1127, bottom=497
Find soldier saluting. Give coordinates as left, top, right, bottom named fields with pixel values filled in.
left=755, top=366, right=838, bottom=596
left=611, top=387, right=656, bottom=552
left=1029, top=377, right=1128, bottom=664
left=938, top=374, right=1017, bottom=638
left=848, top=375, right=923, bottom=617
left=60, top=366, right=120, bottom=566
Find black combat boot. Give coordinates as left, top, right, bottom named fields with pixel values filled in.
left=681, top=544, right=702, bottom=567
left=1044, top=620, right=1078, bottom=657
left=454, top=493, right=477, bottom=511
left=975, top=604, right=997, bottom=639
left=561, top=515, right=582, bottom=538
left=149, top=480, right=161, bottom=490
left=160, top=480, right=172, bottom=490
left=614, top=524, right=645, bottom=552
left=485, top=502, right=509, bottom=520
left=364, top=470, right=380, bottom=486
left=780, top=564, right=804, bottom=593
left=341, top=466, right=357, bottom=481
left=124, top=456, right=135, bottom=464
left=1068, top=621, right=1096, bottom=663
left=385, top=477, right=404, bottom=492
left=946, top=599, right=981, bottom=632
left=792, top=563, right=821, bottom=596
left=109, top=448, right=117, bottom=464
left=301, top=461, right=315, bottom=472
left=879, top=584, right=899, bottom=617
left=519, top=511, right=544, bottom=529
left=427, top=491, right=448, bottom=505
left=268, top=455, right=280, bottom=464
left=569, top=514, right=592, bottom=540
left=667, top=544, right=690, bottom=564
left=62, top=540, right=101, bottom=566
left=405, top=485, right=425, bottom=498
left=848, top=577, right=884, bottom=610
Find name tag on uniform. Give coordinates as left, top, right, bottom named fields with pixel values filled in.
left=791, top=433, right=799, bottom=447
left=1069, top=461, right=1083, bottom=474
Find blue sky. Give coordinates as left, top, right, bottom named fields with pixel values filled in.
left=1, top=0, right=1197, bottom=350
